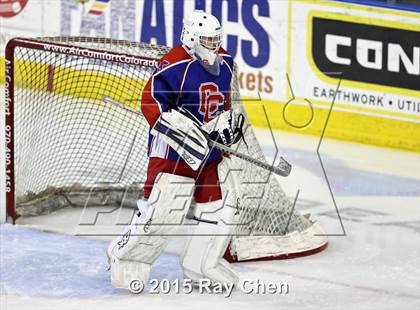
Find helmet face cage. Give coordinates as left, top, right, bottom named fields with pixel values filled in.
left=199, top=34, right=221, bottom=51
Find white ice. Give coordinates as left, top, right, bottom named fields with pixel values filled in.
left=1, top=128, right=419, bottom=310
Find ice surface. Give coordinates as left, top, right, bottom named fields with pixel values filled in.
left=1, top=129, right=419, bottom=310
left=0, top=224, right=185, bottom=297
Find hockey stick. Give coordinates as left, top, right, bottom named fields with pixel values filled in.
left=174, top=105, right=292, bottom=177
left=208, top=139, right=291, bottom=176
left=102, top=96, right=291, bottom=177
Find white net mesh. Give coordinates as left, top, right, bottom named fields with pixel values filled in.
left=7, top=37, right=326, bottom=261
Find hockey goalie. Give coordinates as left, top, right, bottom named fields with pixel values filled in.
left=107, top=10, right=243, bottom=290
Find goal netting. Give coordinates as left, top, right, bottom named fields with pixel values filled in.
left=4, top=37, right=327, bottom=262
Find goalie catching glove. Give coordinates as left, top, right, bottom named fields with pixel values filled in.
left=201, top=109, right=245, bottom=146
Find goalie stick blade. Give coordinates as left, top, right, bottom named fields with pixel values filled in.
left=275, top=157, right=292, bottom=177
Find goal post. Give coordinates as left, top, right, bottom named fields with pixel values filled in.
left=3, top=37, right=328, bottom=262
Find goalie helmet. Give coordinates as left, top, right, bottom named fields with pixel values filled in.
left=181, top=10, right=223, bottom=75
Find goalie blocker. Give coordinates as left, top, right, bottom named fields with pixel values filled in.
left=150, top=109, right=209, bottom=171
left=151, top=108, right=243, bottom=171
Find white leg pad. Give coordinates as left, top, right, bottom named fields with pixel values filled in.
left=182, top=214, right=239, bottom=285
left=181, top=158, right=241, bottom=285
left=110, top=258, right=151, bottom=290
left=107, top=173, right=194, bottom=290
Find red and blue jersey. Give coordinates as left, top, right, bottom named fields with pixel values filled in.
left=141, top=45, right=234, bottom=164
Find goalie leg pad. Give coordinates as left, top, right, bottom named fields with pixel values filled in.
left=110, top=257, right=151, bottom=290
left=108, top=173, right=195, bottom=290
left=181, top=158, right=242, bottom=284
left=181, top=198, right=240, bottom=286
left=217, top=157, right=242, bottom=210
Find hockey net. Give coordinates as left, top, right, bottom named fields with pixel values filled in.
left=4, top=37, right=327, bottom=262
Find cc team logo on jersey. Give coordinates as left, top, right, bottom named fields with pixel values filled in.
left=199, top=82, right=225, bottom=123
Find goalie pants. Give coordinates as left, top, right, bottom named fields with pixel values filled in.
left=144, top=157, right=222, bottom=203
